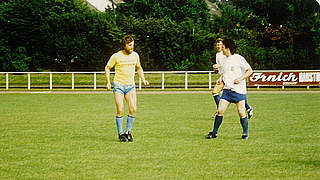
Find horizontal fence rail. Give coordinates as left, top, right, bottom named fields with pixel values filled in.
left=0, top=70, right=319, bottom=90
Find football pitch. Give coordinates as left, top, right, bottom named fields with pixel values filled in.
left=0, top=92, right=319, bottom=179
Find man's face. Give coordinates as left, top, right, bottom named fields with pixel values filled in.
left=124, top=41, right=134, bottom=54
left=222, top=44, right=228, bottom=55
left=216, top=41, right=223, bottom=52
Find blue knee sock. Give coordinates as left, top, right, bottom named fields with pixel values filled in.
left=126, top=115, right=135, bottom=133
left=245, top=100, right=251, bottom=110
left=115, top=116, right=123, bottom=134
left=213, top=115, right=223, bottom=134
left=240, top=117, right=249, bottom=135
left=213, top=94, right=220, bottom=108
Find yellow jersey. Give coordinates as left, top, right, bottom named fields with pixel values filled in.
left=107, top=50, right=140, bottom=85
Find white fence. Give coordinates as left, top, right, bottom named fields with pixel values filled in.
left=0, top=71, right=215, bottom=90
left=1, top=70, right=319, bottom=90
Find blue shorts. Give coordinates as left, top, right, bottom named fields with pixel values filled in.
left=221, top=89, right=246, bottom=103
left=113, top=82, right=136, bottom=95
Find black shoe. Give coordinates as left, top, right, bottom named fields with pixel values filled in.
left=118, top=133, right=128, bottom=142
left=242, top=134, right=248, bottom=139
left=125, top=131, right=133, bottom=142
left=206, top=132, right=217, bottom=139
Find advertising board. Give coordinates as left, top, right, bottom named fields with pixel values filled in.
left=248, top=71, right=320, bottom=86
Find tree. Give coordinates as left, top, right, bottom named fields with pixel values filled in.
left=116, top=0, right=211, bottom=25
left=215, top=0, right=320, bottom=69
left=0, top=0, right=123, bottom=71
left=114, top=0, right=214, bottom=70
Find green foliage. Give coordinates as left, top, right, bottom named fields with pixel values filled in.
left=117, top=0, right=211, bottom=25
left=41, top=0, right=122, bottom=71
left=0, top=46, right=32, bottom=72
left=115, top=0, right=214, bottom=70
left=310, top=13, right=320, bottom=55
left=0, top=0, right=319, bottom=71
left=214, top=2, right=320, bottom=69
left=0, top=0, right=122, bottom=71
left=228, top=0, right=320, bottom=69
left=212, top=3, right=266, bottom=38
left=115, top=15, right=216, bottom=70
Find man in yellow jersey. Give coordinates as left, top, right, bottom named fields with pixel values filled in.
left=105, top=35, right=149, bottom=142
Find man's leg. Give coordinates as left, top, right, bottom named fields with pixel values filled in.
left=245, top=99, right=250, bottom=110
left=124, top=90, right=137, bottom=141
left=214, top=99, right=229, bottom=133
left=212, top=82, right=224, bottom=108
left=206, top=99, right=230, bottom=139
left=212, top=94, right=220, bottom=108
left=236, top=100, right=249, bottom=139
left=114, top=92, right=127, bottom=141
left=245, top=98, right=253, bottom=119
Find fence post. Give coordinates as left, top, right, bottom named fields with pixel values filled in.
left=28, top=73, right=31, bottom=90
left=185, top=72, right=188, bottom=90
left=94, top=73, right=97, bottom=90
left=6, top=73, right=9, bottom=90
left=162, top=72, right=165, bottom=90
left=72, top=73, right=74, bottom=90
left=209, top=72, right=212, bottom=90
left=50, top=73, right=52, bottom=90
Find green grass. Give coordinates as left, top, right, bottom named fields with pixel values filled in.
left=0, top=93, right=319, bottom=179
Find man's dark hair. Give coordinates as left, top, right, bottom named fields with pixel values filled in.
left=223, top=38, right=237, bottom=54
left=121, top=35, right=134, bottom=48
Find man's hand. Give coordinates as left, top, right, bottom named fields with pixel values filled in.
left=213, top=64, right=219, bottom=69
left=234, top=78, right=242, bottom=84
left=216, top=79, right=222, bottom=85
left=213, top=64, right=220, bottom=74
left=106, top=82, right=112, bottom=90
left=143, top=80, right=149, bottom=86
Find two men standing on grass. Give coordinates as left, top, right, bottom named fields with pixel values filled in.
left=206, top=38, right=253, bottom=139
left=211, top=38, right=253, bottom=119
left=105, top=35, right=149, bottom=142
left=105, top=35, right=252, bottom=141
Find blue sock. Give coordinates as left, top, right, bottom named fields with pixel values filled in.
left=245, top=100, right=251, bottom=110
left=213, top=115, right=223, bottom=134
left=126, top=115, right=135, bottom=133
left=240, top=117, right=249, bottom=135
left=115, top=116, right=123, bottom=134
left=213, top=94, right=220, bottom=108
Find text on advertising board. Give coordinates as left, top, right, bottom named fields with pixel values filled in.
left=248, top=71, right=320, bottom=85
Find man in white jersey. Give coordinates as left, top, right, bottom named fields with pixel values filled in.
left=206, top=38, right=253, bottom=139
left=211, top=38, right=225, bottom=106
left=105, top=35, right=149, bottom=142
left=212, top=38, right=253, bottom=119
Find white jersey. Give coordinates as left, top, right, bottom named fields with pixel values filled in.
left=216, top=51, right=226, bottom=75
left=222, top=54, right=251, bottom=94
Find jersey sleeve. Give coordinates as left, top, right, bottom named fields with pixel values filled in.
left=215, top=53, right=220, bottom=65
left=106, top=54, right=117, bottom=68
left=240, top=56, right=251, bottom=72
